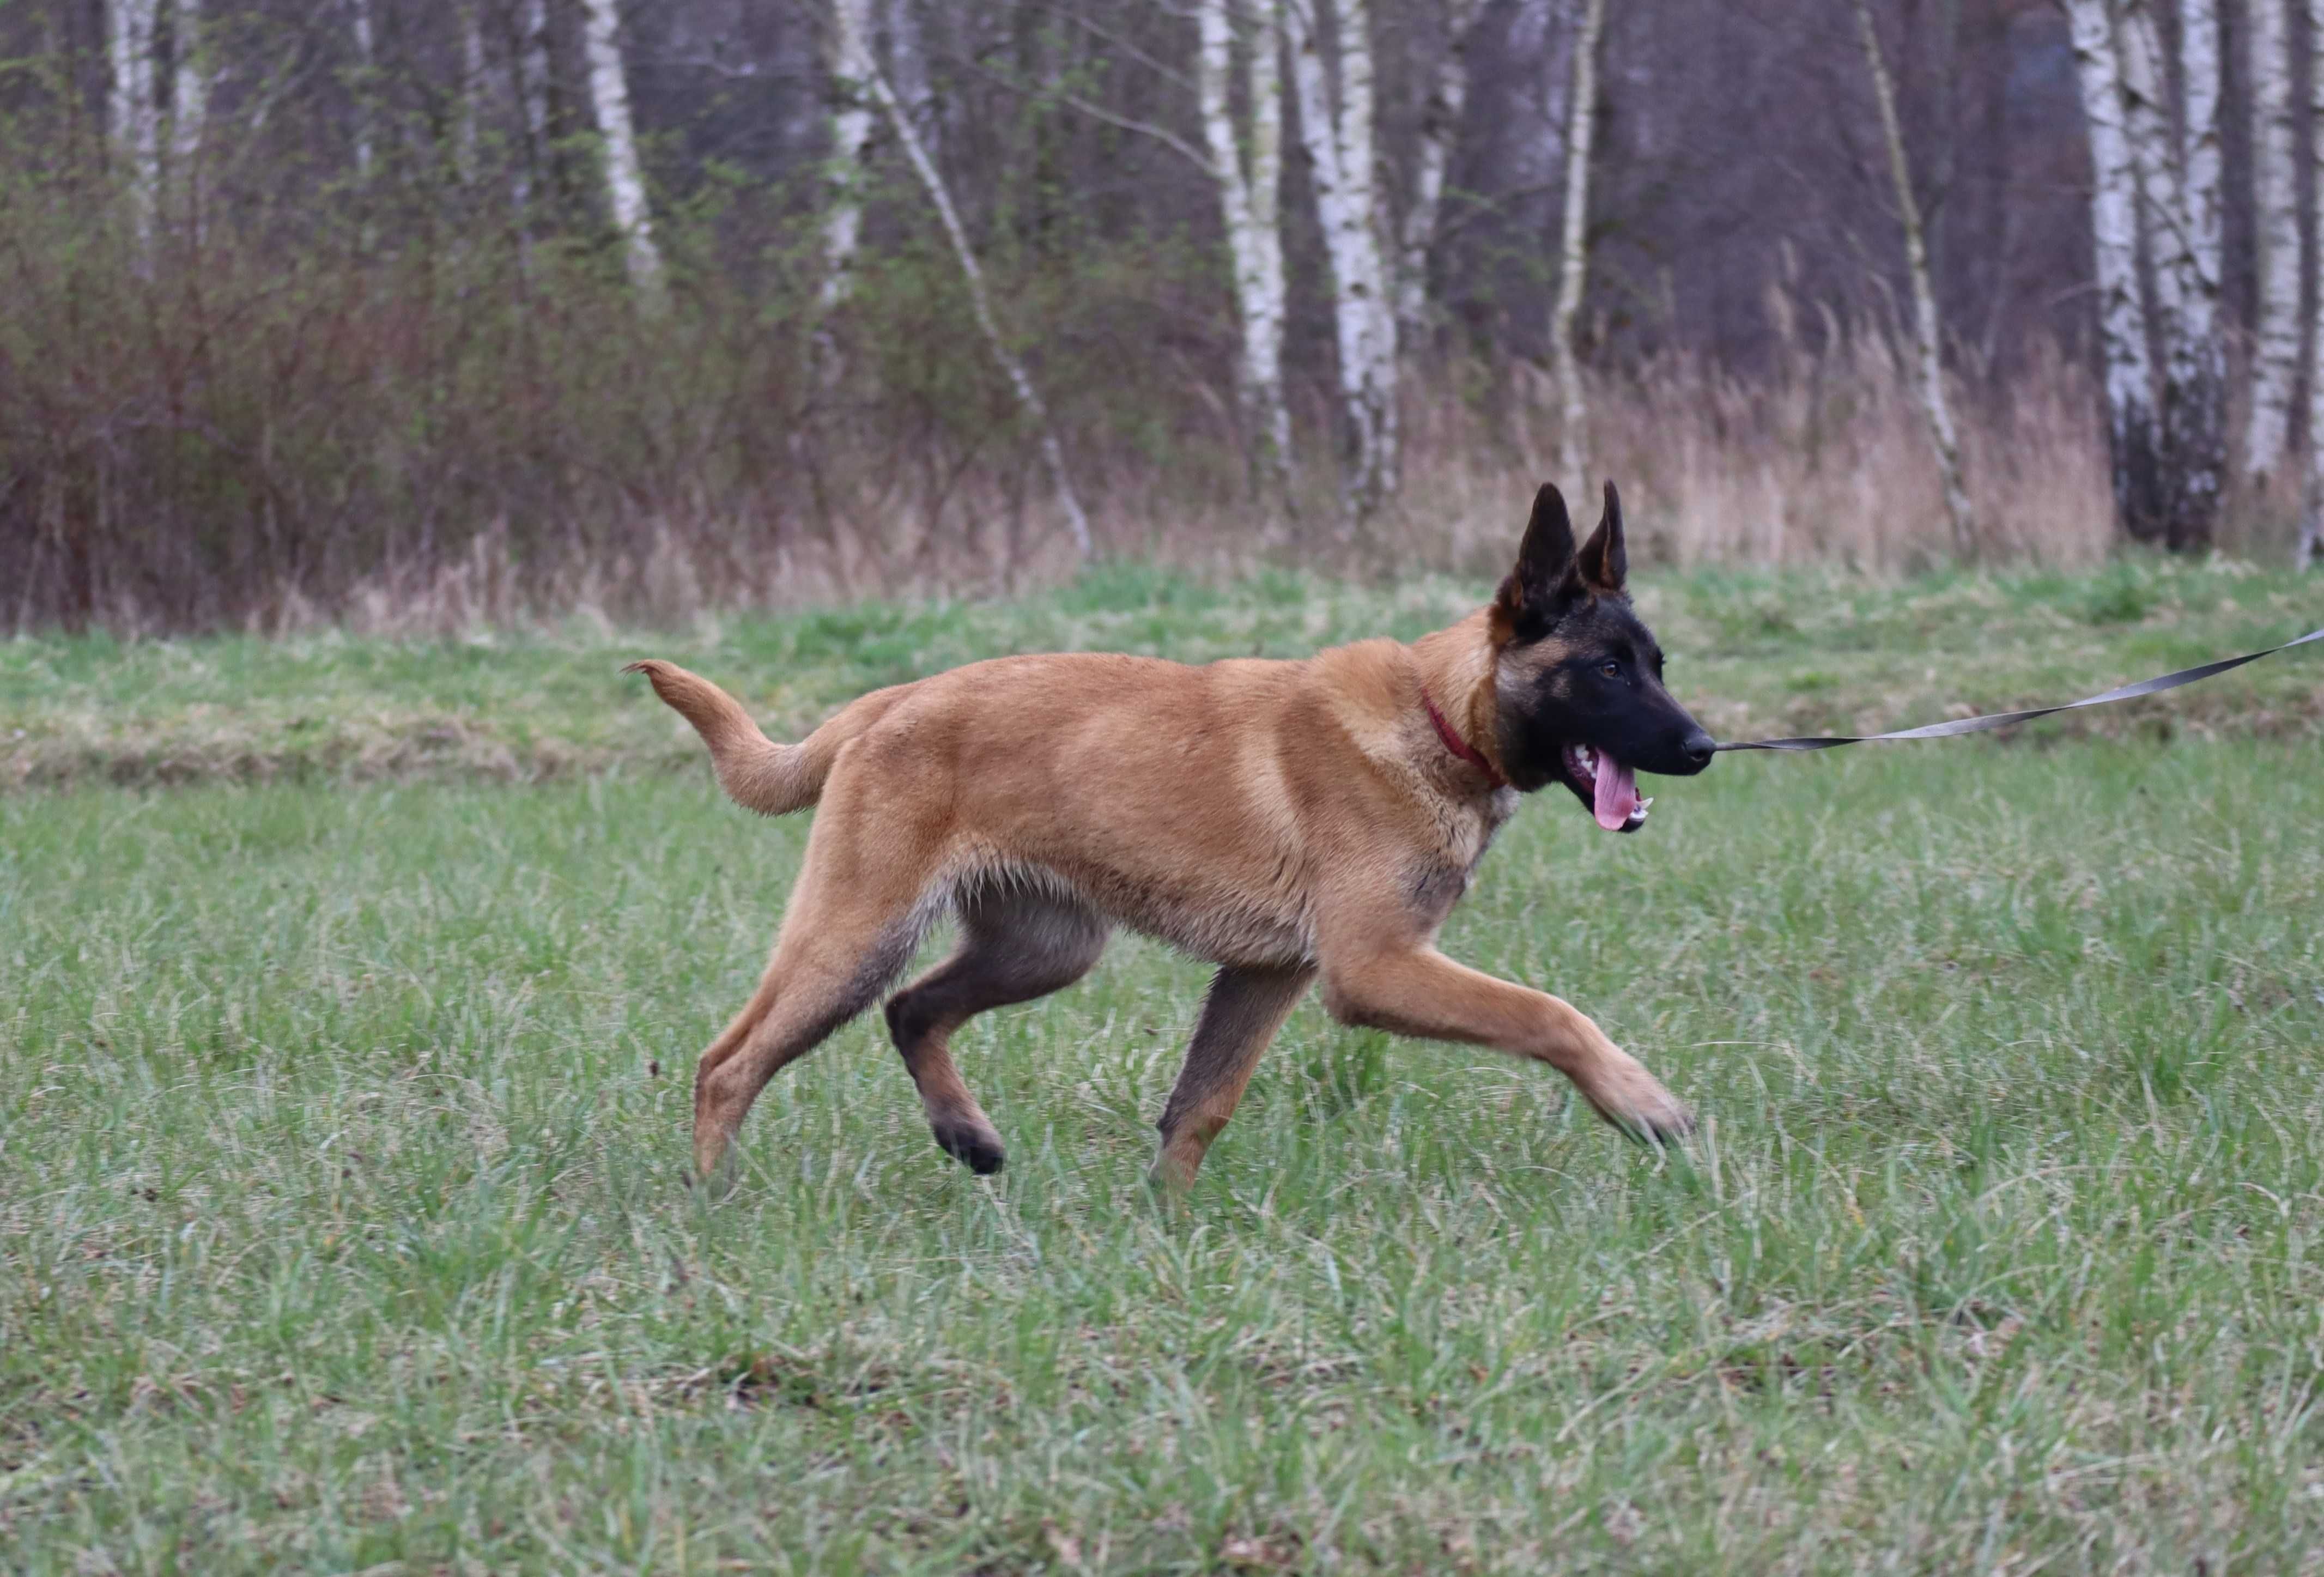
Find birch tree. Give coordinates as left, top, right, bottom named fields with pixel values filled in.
left=458, top=7, right=486, bottom=187
left=2246, top=0, right=2299, bottom=480
left=1395, top=0, right=1483, bottom=344
left=170, top=0, right=207, bottom=185
left=816, top=0, right=878, bottom=323
left=579, top=0, right=666, bottom=310
left=885, top=0, right=938, bottom=161
left=2064, top=0, right=2164, bottom=541
left=1197, top=0, right=1294, bottom=493
left=2118, top=0, right=2225, bottom=549
left=867, top=50, right=1092, bottom=555
left=349, top=0, right=375, bottom=181
left=1550, top=0, right=1605, bottom=490
left=514, top=0, right=552, bottom=221
left=2302, top=0, right=2324, bottom=568
left=1287, top=0, right=1398, bottom=519
left=109, top=0, right=161, bottom=250
left=1852, top=0, right=1973, bottom=555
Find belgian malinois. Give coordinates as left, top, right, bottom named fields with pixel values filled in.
left=628, top=482, right=1716, bottom=1187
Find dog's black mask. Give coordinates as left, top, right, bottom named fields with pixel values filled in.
left=1489, top=482, right=1715, bottom=832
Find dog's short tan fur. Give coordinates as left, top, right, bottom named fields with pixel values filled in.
left=631, top=485, right=1699, bottom=1187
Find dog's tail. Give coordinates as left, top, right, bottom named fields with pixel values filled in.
left=624, top=659, right=881, bottom=816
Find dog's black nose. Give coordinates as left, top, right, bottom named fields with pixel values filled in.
left=1680, top=731, right=1715, bottom=769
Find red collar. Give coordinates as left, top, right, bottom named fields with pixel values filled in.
left=1422, top=690, right=1507, bottom=790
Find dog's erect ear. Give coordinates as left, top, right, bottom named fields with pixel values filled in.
left=1575, top=481, right=1628, bottom=595
left=1492, top=483, right=1584, bottom=641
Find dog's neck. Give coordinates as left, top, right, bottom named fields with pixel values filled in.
left=1410, top=612, right=1508, bottom=788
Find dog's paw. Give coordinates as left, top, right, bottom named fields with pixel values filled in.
left=1585, top=1057, right=1694, bottom=1145
left=933, top=1123, right=1006, bottom=1176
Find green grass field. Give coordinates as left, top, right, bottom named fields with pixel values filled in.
left=4, top=565, right=2323, bottom=1573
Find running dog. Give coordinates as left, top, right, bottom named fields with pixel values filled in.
left=628, top=482, right=1716, bottom=1187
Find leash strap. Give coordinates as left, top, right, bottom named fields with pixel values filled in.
left=1715, top=624, right=2324, bottom=753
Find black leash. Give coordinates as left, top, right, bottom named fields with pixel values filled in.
left=1715, top=624, right=2324, bottom=753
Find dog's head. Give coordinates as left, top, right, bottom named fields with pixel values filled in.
left=1487, top=482, right=1715, bottom=831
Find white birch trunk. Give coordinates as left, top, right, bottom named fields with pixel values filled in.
left=109, top=0, right=161, bottom=250
left=2246, top=0, right=2299, bottom=478
left=1550, top=0, right=1605, bottom=490
left=885, top=0, right=938, bottom=160
left=2178, top=0, right=2225, bottom=331
left=515, top=0, right=551, bottom=220
left=580, top=0, right=666, bottom=310
left=459, top=6, right=486, bottom=186
left=1853, top=0, right=1973, bottom=556
left=2177, top=0, right=2227, bottom=541
left=1333, top=0, right=1397, bottom=497
left=2120, top=0, right=2225, bottom=548
left=2302, top=0, right=2324, bottom=567
left=1245, top=4, right=1291, bottom=489
left=817, top=0, right=878, bottom=318
left=1395, top=0, right=1480, bottom=343
left=1198, top=0, right=1294, bottom=493
left=350, top=0, right=375, bottom=181
left=1287, top=0, right=1397, bottom=519
left=170, top=0, right=205, bottom=181
left=868, top=57, right=1092, bottom=556
left=2064, top=0, right=2165, bottom=540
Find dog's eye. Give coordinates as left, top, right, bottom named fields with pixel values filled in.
left=1599, top=661, right=1621, bottom=678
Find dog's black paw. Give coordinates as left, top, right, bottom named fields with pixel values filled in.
left=934, top=1125, right=1006, bottom=1176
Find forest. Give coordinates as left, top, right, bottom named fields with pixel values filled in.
left=6, top=0, right=2323, bottom=629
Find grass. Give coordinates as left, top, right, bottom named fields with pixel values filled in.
left=5, top=556, right=2321, bottom=790
left=4, top=565, right=2324, bottom=1572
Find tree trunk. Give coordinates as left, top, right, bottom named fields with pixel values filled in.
left=2064, top=0, right=2165, bottom=542
left=885, top=0, right=938, bottom=161
left=816, top=0, right=878, bottom=323
left=1287, top=0, right=1397, bottom=521
left=869, top=51, right=1092, bottom=556
left=1852, top=0, right=1974, bottom=557
left=579, top=0, right=666, bottom=310
left=109, top=0, right=161, bottom=251
left=2175, top=0, right=2228, bottom=545
left=2119, top=0, right=2225, bottom=550
left=2247, top=0, right=2300, bottom=480
left=2302, top=0, right=2324, bottom=567
left=1550, top=0, right=1605, bottom=490
left=169, top=0, right=205, bottom=221
left=350, top=0, right=375, bottom=181
left=458, top=5, right=485, bottom=187
left=1395, top=0, right=1480, bottom=345
left=515, top=0, right=551, bottom=223
left=1198, top=0, right=1294, bottom=496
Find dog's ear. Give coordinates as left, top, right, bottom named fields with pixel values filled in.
left=1575, top=481, right=1628, bottom=595
left=1492, top=483, right=1585, bottom=641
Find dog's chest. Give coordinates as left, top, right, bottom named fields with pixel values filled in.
left=1410, top=788, right=1517, bottom=924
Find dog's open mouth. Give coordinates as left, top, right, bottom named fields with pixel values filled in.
left=1563, top=744, right=1651, bottom=832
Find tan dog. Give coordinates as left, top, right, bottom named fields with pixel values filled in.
left=629, top=483, right=1716, bottom=1187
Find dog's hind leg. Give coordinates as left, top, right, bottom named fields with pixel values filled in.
left=1151, top=965, right=1314, bottom=1190
left=883, top=889, right=1109, bottom=1175
left=691, top=812, right=945, bottom=1180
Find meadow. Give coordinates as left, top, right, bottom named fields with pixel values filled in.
left=4, top=562, right=2323, bottom=1573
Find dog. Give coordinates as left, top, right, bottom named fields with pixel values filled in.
left=627, top=482, right=1716, bottom=1188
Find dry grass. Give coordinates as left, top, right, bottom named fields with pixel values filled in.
left=0, top=162, right=2180, bottom=637
left=276, top=347, right=2135, bottom=642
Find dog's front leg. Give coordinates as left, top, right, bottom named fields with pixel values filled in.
left=1151, top=964, right=1315, bottom=1190
left=1318, top=947, right=1692, bottom=1142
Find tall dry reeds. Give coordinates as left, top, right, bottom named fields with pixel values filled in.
left=2, top=159, right=2132, bottom=635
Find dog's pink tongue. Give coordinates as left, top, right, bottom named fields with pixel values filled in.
left=1592, top=753, right=1639, bottom=830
